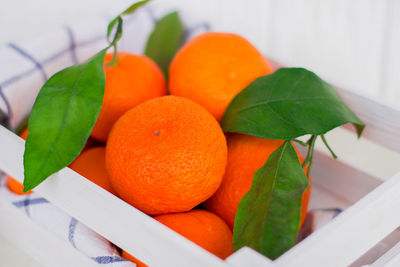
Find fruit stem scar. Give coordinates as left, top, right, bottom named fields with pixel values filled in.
left=154, top=130, right=161, bottom=136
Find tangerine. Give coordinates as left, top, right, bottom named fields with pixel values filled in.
left=106, top=96, right=227, bottom=215
left=70, top=147, right=115, bottom=194
left=205, top=134, right=311, bottom=229
left=154, top=210, right=233, bottom=259
left=169, top=32, right=273, bottom=121
left=91, top=52, right=166, bottom=142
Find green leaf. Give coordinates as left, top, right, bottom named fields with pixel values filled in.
left=145, top=11, right=184, bottom=77
left=107, top=17, right=123, bottom=47
left=23, top=49, right=107, bottom=192
left=122, top=0, right=150, bottom=15
left=222, top=68, right=365, bottom=139
left=107, top=0, right=150, bottom=45
left=233, top=141, right=309, bottom=259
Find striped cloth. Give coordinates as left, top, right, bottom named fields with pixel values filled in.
left=0, top=174, right=132, bottom=266
left=0, top=2, right=209, bottom=130
left=0, top=2, right=208, bottom=266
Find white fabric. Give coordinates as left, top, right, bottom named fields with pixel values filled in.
left=0, top=174, right=134, bottom=266
left=0, top=2, right=208, bottom=265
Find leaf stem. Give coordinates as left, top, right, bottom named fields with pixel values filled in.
left=321, top=135, right=338, bottom=159
left=305, top=136, right=317, bottom=177
left=293, top=139, right=307, bottom=146
left=301, top=135, right=317, bottom=177
left=107, top=43, right=118, bottom=67
left=301, top=136, right=312, bottom=168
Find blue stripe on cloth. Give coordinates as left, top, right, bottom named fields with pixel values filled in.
left=0, top=34, right=104, bottom=87
left=64, top=26, right=79, bottom=65
left=0, top=6, right=197, bottom=91
left=322, top=208, right=343, bottom=218
left=183, top=22, right=211, bottom=41
left=8, top=43, right=48, bottom=82
left=23, top=195, right=31, bottom=217
left=91, top=256, right=128, bottom=264
left=143, top=5, right=157, bottom=24
left=68, top=218, right=78, bottom=248
left=12, top=197, right=49, bottom=208
left=0, top=85, right=12, bottom=120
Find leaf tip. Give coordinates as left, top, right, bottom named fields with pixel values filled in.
left=355, top=123, right=365, bottom=139
left=22, top=179, right=34, bottom=193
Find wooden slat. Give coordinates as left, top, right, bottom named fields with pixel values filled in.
left=310, top=150, right=381, bottom=206
left=275, top=172, right=400, bottom=267
left=338, top=88, right=400, bottom=154
left=0, top=125, right=231, bottom=267
left=370, top=241, right=400, bottom=267
left=0, top=192, right=97, bottom=267
left=225, top=247, right=274, bottom=267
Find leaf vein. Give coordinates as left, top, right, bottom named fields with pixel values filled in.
left=30, top=62, right=90, bottom=179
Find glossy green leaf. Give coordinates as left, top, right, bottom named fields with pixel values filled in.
left=122, top=0, right=150, bottom=15
left=145, top=11, right=184, bottom=77
left=23, top=49, right=107, bottom=192
left=233, top=141, right=309, bottom=259
left=107, top=17, right=123, bottom=47
left=222, top=68, right=365, bottom=139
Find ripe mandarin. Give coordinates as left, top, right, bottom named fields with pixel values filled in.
left=154, top=210, right=233, bottom=259
left=121, top=251, right=148, bottom=267
left=205, top=134, right=311, bottom=229
left=91, top=52, right=166, bottom=142
left=69, top=147, right=115, bottom=194
left=169, top=32, right=273, bottom=121
left=7, top=177, right=32, bottom=195
left=106, top=96, right=227, bottom=215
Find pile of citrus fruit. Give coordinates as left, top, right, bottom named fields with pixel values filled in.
left=7, top=32, right=310, bottom=264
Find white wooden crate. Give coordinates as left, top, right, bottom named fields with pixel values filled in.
left=0, top=80, right=400, bottom=267
left=1, top=2, right=400, bottom=266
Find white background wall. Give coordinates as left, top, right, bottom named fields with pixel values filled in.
left=1, top=0, right=399, bottom=107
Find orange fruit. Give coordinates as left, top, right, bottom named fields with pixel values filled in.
left=91, top=52, right=167, bottom=142
left=6, top=177, right=32, bottom=195
left=154, top=210, right=233, bottom=259
left=106, top=96, right=227, bottom=215
left=205, top=134, right=311, bottom=229
left=70, top=147, right=115, bottom=194
left=6, top=128, right=32, bottom=195
left=169, top=32, right=273, bottom=121
left=18, top=128, right=29, bottom=140
left=121, top=251, right=148, bottom=267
